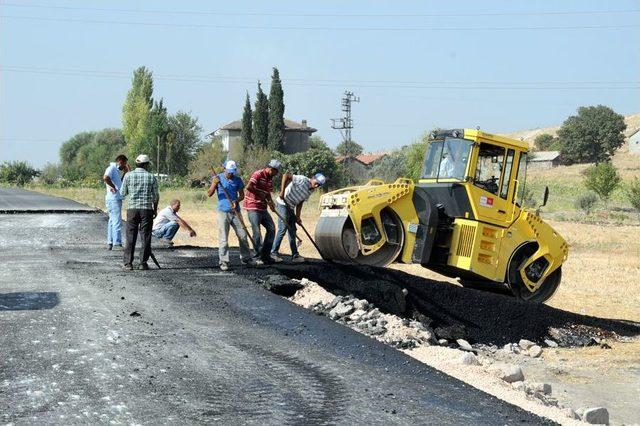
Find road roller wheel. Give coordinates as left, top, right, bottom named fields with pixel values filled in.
left=507, top=243, right=562, bottom=303
left=315, top=208, right=404, bottom=267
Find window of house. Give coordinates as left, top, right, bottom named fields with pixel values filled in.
left=473, top=143, right=505, bottom=195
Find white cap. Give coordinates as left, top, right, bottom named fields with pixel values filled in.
left=135, top=154, right=151, bottom=164
left=224, top=160, right=237, bottom=173
left=267, top=159, right=281, bottom=169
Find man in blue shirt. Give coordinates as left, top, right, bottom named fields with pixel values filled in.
left=207, top=160, right=256, bottom=271
left=102, top=154, right=129, bottom=250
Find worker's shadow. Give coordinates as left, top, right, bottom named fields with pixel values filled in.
left=0, top=292, right=59, bottom=311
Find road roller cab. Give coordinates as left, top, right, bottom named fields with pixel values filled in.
left=315, top=129, right=569, bottom=303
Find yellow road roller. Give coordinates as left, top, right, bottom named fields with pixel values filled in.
left=315, top=129, right=569, bottom=303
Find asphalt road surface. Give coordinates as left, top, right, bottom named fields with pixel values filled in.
left=0, top=188, right=97, bottom=213
left=0, top=189, right=548, bottom=424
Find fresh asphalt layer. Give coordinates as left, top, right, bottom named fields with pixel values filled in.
left=0, top=188, right=98, bottom=213
left=0, top=190, right=549, bottom=424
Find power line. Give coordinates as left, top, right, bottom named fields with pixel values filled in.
left=1, top=14, right=638, bottom=31
left=2, top=2, right=639, bottom=18
left=2, top=66, right=638, bottom=90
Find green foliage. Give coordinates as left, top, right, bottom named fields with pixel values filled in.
left=252, top=82, right=269, bottom=149
left=519, top=185, right=538, bottom=208
left=60, top=129, right=127, bottom=181
left=188, top=138, right=225, bottom=183
left=335, top=140, right=363, bottom=157
left=267, top=67, right=285, bottom=152
left=533, top=133, right=562, bottom=151
left=574, top=192, right=598, bottom=215
left=0, top=161, right=40, bottom=186
left=239, top=145, right=274, bottom=181
left=122, top=67, right=154, bottom=159
left=241, top=92, right=254, bottom=149
left=308, top=135, right=329, bottom=150
left=405, top=136, right=429, bottom=181
left=39, top=162, right=61, bottom=185
left=147, top=98, right=170, bottom=173
left=370, top=150, right=407, bottom=182
left=584, top=162, right=621, bottom=202
left=276, top=143, right=343, bottom=189
left=626, top=177, right=640, bottom=222
left=165, top=111, right=202, bottom=176
left=558, top=105, right=626, bottom=165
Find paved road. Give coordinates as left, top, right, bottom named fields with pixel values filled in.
left=0, top=188, right=97, bottom=213
left=0, top=191, right=548, bottom=424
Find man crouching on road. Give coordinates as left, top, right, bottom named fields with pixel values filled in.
left=152, top=199, right=196, bottom=245
left=103, top=154, right=130, bottom=250
left=244, top=159, right=281, bottom=265
left=271, top=172, right=326, bottom=263
left=207, top=160, right=256, bottom=271
left=119, top=154, right=159, bottom=271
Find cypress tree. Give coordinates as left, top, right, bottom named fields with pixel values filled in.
left=241, top=92, right=254, bottom=149
left=252, top=82, right=269, bottom=149
left=267, top=67, right=285, bottom=152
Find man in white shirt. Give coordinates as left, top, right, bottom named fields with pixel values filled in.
left=102, top=154, right=129, bottom=250
left=152, top=199, right=196, bottom=245
left=439, top=151, right=456, bottom=178
left=271, top=172, right=326, bottom=263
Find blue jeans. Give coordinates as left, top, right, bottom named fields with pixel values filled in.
left=106, top=198, right=123, bottom=245
left=271, top=203, right=298, bottom=257
left=152, top=221, right=180, bottom=240
left=247, top=210, right=275, bottom=260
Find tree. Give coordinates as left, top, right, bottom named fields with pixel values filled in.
left=241, top=92, right=254, bottom=149
left=557, top=105, right=626, bottom=165
left=335, top=139, right=363, bottom=157
left=370, top=150, right=407, bottom=182
left=276, top=143, right=343, bottom=189
left=59, top=129, right=126, bottom=182
left=626, top=177, right=640, bottom=223
left=188, top=137, right=225, bottom=183
left=165, top=111, right=202, bottom=176
left=267, top=67, right=285, bottom=152
left=584, top=162, right=621, bottom=204
left=39, top=162, right=61, bottom=185
left=59, top=131, right=96, bottom=180
left=147, top=98, right=170, bottom=173
left=252, top=82, right=269, bottom=149
left=0, top=161, right=39, bottom=186
left=308, top=135, right=329, bottom=150
left=405, top=135, right=429, bottom=181
left=122, top=66, right=154, bottom=159
left=534, top=133, right=561, bottom=151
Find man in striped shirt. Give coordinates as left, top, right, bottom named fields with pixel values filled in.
left=271, top=172, right=326, bottom=263
left=119, top=154, right=159, bottom=271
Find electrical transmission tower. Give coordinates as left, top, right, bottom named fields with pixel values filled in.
left=331, top=90, right=360, bottom=155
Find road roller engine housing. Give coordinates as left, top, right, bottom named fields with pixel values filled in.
left=315, top=129, right=569, bottom=303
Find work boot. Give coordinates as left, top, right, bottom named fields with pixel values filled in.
left=108, top=244, right=113, bottom=251
left=241, top=258, right=258, bottom=266
left=162, top=238, right=174, bottom=246
left=219, top=262, right=229, bottom=271
left=139, top=262, right=149, bottom=270
left=122, top=264, right=133, bottom=271
left=270, top=253, right=284, bottom=263
left=290, top=255, right=305, bottom=264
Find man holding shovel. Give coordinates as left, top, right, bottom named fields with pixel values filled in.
left=271, top=172, right=326, bottom=263
left=207, top=160, right=256, bottom=271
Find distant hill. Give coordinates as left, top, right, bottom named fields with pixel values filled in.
left=503, top=112, right=640, bottom=145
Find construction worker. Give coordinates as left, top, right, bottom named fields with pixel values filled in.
left=207, top=160, right=256, bottom=271
left=152, top=199, right=197, bottom=245
left=103, top=154, right=130, bottom=250
left=119, top=154, right=159, bottom=271
left=271, top=172, right=326, bottom=263
left=439, top=150, right=456, bottom=178
left=244, top=159, right=281, bottom=264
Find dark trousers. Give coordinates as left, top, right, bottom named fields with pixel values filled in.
left=247, top=209, right=276, bottom=260
left=124, top=209, right=154, bottom=266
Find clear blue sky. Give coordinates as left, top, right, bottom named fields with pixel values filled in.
left=1, top=0, right=639, bottom=167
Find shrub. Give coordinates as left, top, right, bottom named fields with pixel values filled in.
left=626, top=177, right=640, bottom=223
left=239, top=145, right=274, bottom=181
left=574, top=192, right=598, bottom=215
left=370, top=149, right=407, bottom=182
left=276, top=145, right=344, bottom=190
left=188, top=138, right=226, bottom=183
left=520, top=185, right=538, bottom=208
left=39, top=162, right=61, bottom=185
left=0, top=161, right=40, bottom=186
left=584, top=162, right=621, bottom=204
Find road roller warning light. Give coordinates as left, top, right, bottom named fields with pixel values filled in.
left=315, top=129, right=569, bottom=303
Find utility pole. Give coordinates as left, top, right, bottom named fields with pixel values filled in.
left=331, top=90, right=360, bottom=156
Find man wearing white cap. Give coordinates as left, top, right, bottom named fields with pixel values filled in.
left=119, top=154, right=159, bottom=271
left=244, top=159, right=280, bottom=264
left=207, top=160, right=255, bottom=271
left=271, top=172, right=326, bottom=263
